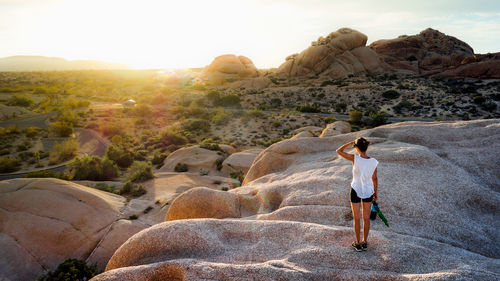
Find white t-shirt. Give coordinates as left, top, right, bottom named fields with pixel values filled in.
left=351, top=154, right=379, bottom=199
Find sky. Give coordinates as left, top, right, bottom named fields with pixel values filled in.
left=1, top=0, right=499, bottom=69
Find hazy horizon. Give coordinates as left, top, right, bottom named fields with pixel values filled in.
left=1, top=0, right=499, bottom=69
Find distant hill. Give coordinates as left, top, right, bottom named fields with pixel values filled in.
left=0, top=56, right=131, bottom=71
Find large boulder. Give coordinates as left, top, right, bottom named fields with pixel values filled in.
left=276, top=28, right=388, bottom=78
left=370, top=28, right=474, bottom=74
left=165, top=187, right=240, bottom=221
left=0, top=178, right=127, bottom=280
left=221, top=148, right=263, bottom=177
left=202, top=54, right=259, bottom=84
left=319, top=121, right=351, bottom=137
left=95, top=219, right=499, bottom=281
left=158, top=145, right=226, bottom=174
left=433, top=52, right=500, bottom=79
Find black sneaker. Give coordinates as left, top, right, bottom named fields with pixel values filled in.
left=361, top=242, right=368, bottom=251
left=352, top=241, right=362, bottom=252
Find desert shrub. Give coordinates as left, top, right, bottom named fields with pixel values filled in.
left=36, top=258, right=97, bottom=281
left=7, top=94, right=34, bottom=107
left=407, top=55, right=417, bottom=61
left=160, top=128, right=187, bottom=146
left=296, top=104, right=320, bottom=113
left=382, top=90, right=400, bottom=99
left=56, top=111, right=80, bottom=126
left=481, top=101, right=497, bottom=111
left=181, top=119, right=211, bottom=132
left=128, top=214, right=138, bottom=220
left=62, top=97, right=90, bottom=109
left=215, top=158, right=224, bottom=171
left=49, top=121, right=73, bottom=137
left=230, top=170, right=245, bottom=185
left=18, top=151, right=34, bottom=161
left=0, top=156, right=21, bottom=173
left=210, top=108, right=231, bottom=125
left=105, top=145, right=134, bottom=168
left=25, top=170, right=70, bottom=180
left=0, top=148, right=9, bottom=155
left=323, top=116, right=336, bottom=124
left=369, top=111, right=388, bottom=127
left=24, top=127, right=39, bottom=138
left=151, top=151, right=169, bottom=166
left=68, top=155, right=119, bottom=180
left=16, top=140, right=31, bottom=152
left=335, top=103, right=347, bottom=112
left=49, top=139, right=79, bottom=165
left=119, top=181, right=147, bottom=197
left=199, top=141, right=222, bottom=151
left=132, top=104, right=154, bottom=118
left=393, top=99, right=413, bottom=114
left=6, top=125, right=20, bottom=135
left=349, top=110, right=363, bottom=124
left=126, top=161, right=154, bottom=182
left=270, top=98, right=282, bottom=107
left=99, top=122, right=126, bottom=137
left=174, top=163, right=188, bottom=172
left=248, top=109, right=265, bottom=118
left=94, top=182, right=117, bottom=194
left=473, top=95, right=485, bottom=104
left=210, top=93, right=241, bottom=107
left=221, top=186, right=229, bottom=191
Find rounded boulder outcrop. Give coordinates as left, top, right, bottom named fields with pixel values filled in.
left=221, top=148, right=263, bottom=177
left=202, top=54, right=259, bottom=84
left=165, top=187, right=240, bottom=221
left=0, top=178, right=127, bottom=280
left=158, top=145, right=225, bottom=174
left=277, top=28, right=387, bottom=78
left=319, top=121, right=351, bottom=137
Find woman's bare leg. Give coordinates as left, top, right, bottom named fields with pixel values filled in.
left=362, top=201, right=372, bottom=243
left=351, top=202, right=361, bottom=244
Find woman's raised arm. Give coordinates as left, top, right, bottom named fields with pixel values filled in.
left=336, top=141, right=355, bottom=163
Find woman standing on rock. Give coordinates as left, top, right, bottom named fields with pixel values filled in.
left=336, top=137, right=378, bottom=252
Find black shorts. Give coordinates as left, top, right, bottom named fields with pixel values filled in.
left=350, top=188, right=373, bottom=203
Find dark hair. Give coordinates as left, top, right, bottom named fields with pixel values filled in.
left=354, top=137, right=370, bottom=152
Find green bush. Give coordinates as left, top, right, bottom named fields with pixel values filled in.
left=25, top=170, right=70, bottom=180
left=296, top=104, right=320, bottom=113
left=161, top=128, right=187, bottom=146
left=105, top=145, right=134, bottom=168
left=0, top=156, right=21, bottom=173
left=36, top=258, right=97, bottom=281
left=151, top=151, right=168, bottom=166
left=481, top=101, right=497, bottom=111
left=24, top=127, right=39, bottom=138
left=349, top=110, right=363, bottom=124
left=56, top=111, right=80, bottom=127
left=126, top=161, right=154, bottom=182
left=248, top=109, right=265, bottom=118
left=215, top=158, right=224, bottom=171
left=94, top=182, right=117, bottom=193
left=199, top=142, right=222, bottom=151
left=16, top=140, right=31, bottom=152
left=49, top=121, right=74, bottom=137
left=18, top=151, right=34, bottom=161
left=119, top=181, right=146, bottom=197
left=393, top=99, right=413, bottom=114
left=68, top=155, right=119, bottom=181
left=49, top=139, right=79, bottom=165
left=99, top=122, right=126, bottom=137
left=174, top=163, right=188, bottom=172
left=210, top=108, right=231, bottom=125
left=0, top=148, right=9, bottom=155
left=382, top=90, right=400, bottom=99
left=369, top=111, right=388, bottom=127
left=128, top=214, right=138, bottom=220
left=473, top=95, right=486, bottom=104
left=181, top=119, right=211, bottom=133
left=7, top=94, right=34, bottom=107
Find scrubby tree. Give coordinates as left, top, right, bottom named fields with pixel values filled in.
left=126, top=161, right=154, bottom=182
left=49, top=121, right=73, bottom=137
left=68, top=155, right=119, bottom=180
left=49, top=139, right=79, bottom=165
